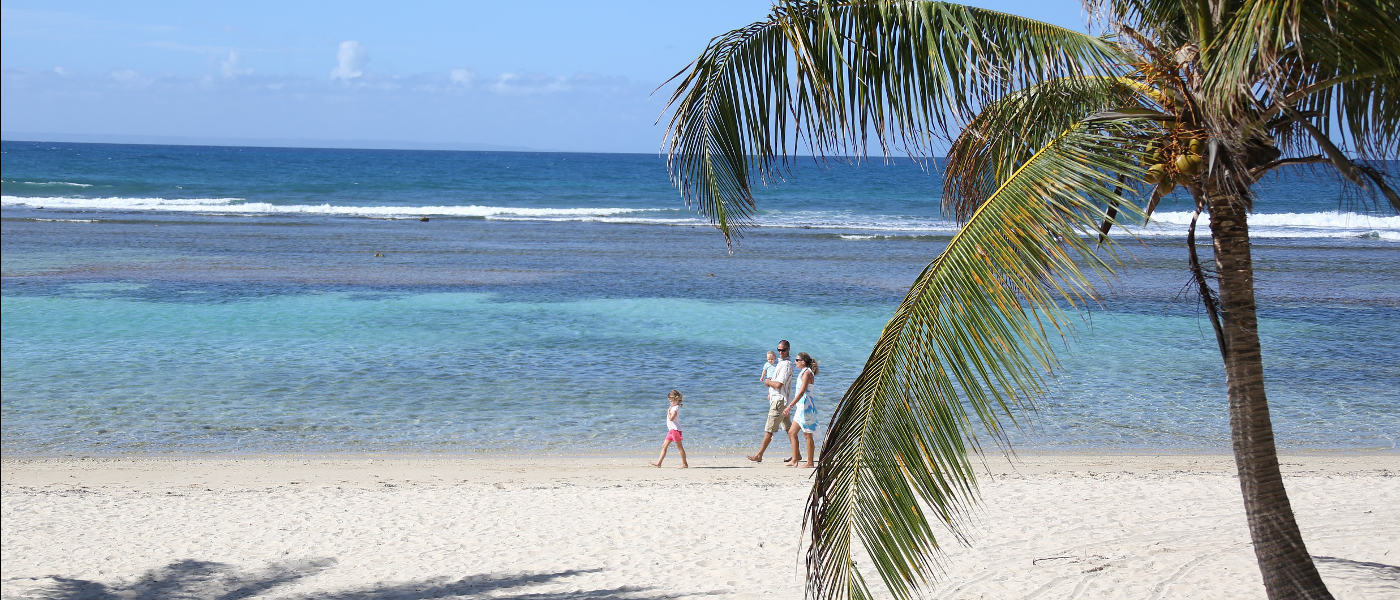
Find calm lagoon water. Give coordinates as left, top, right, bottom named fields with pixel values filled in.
left=3, top=141, right=1398, bottom=455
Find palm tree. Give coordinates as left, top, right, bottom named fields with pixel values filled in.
left=662, top=1, right=1399, bottom=599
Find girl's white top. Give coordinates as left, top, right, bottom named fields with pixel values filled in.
left=667, top=404, right=681, bottom=430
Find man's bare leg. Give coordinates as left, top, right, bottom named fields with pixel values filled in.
left=747, top=432, right=775, bottom=462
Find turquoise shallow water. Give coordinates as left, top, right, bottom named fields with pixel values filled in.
left=3, top=142, right=1398, bottom=455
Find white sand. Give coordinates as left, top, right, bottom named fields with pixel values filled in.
left=3, top=453, right=1397, bottom=599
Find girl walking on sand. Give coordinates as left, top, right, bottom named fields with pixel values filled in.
left=784, top=353, right=819, bottom=468
left=651, top=389, right=689, bottom=468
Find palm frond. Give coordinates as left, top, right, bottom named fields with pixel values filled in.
left=804, top=120, right=1146, bottom=600
left=662, top=0, right=1123, bottom=245
left=1201, top=0, right=1400, bottom=158
left=943, top=74, right=1156, bottom=219
left=1083, top=0, right=1196, bottom=49
left=661, top=19, right=790, bottom=245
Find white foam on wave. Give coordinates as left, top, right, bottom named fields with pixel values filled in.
left=1, top=195, right=663, bottom=219
left=489, top=215, right=707, bottom=226
left=758, top=210, right=963, bottom=234
left=4, top=196, right=243, bottom=210
left=1141, top=210, right=1400, bottom=240
left=19, top=181, right=93, bottom=188
left=4, top=195, right=1395, bottom=242
left=809, top=210, right=1398, bottom=242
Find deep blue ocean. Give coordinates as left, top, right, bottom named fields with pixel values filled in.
left=3, top=140, right=1398, bottom=456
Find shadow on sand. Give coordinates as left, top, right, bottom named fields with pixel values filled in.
left=1313, top=555, right=1400, bottom=580
left=30, top=559, right=708, bottom=600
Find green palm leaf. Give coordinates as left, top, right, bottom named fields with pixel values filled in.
left=943, top=75, right=1155, bottom=219
left=1200, top=0, right=1400, bottom=158
left=663, top=0, right=1121, bottom=246
left=805, top=119, right=1147, bottom=600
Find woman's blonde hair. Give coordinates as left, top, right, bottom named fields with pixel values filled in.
left=795, top=352, right=819, bottom=376
left=667, top=389, right=684, bottom=403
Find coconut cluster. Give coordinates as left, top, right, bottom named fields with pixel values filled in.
left=1144, top=132, right=1206, bottom=193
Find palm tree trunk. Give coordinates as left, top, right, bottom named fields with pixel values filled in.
left=1206, top=192, right=1333, bottom=600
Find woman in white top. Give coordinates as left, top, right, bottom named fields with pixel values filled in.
left=783, top=352, right=819, bottom=468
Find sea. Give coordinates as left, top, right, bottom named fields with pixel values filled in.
left=3, top=140, right=1398, bottom=456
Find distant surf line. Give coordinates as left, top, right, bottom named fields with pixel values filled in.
left=4, top=195, right=1396, bottom=241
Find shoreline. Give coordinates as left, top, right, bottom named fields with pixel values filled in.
left=5, top=445, right=1396, bottom=460
left=4, top=450, right=1396, bottom=487
left=4, top=453, right=1398, bottom=598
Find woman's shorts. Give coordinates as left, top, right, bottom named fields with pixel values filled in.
left=666, top=429, right=683, bottom=442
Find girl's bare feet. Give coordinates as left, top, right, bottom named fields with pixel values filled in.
left=786, top=459, right=801, bottom=467
left=678, top=464, right=689, bottom=469
left=746, top=455, right=762, bottom=462
left=801, top=462, right=815, bottom=468
left=649, top=461, right=662, bottom=467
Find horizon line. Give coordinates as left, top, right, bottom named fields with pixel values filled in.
left=0, top=131, right=630, bottom=155
left=1, top=132, right=951, bottom=161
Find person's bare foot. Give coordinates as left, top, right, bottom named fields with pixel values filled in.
left=782, top=456, right=801, bottom=463
left=746, top=455, right=762, bottom=462
left=678, top=464, right=689, bottom=469
left=801, top=462, right=815, bottom=469
left=786, top=459, right=801, bottom=468
left=649, top=461, right=661, bottom=467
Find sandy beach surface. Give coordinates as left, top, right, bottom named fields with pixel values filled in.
left=3, top=452, right=1397, bottom=599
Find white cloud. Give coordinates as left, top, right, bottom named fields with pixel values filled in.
left=479, top=72, right=630, bottom=96
left=449, top=68, right=474, bottom=87
left=110, top=69, right=139, bottom=82
left=330, top=40, right=367, bottom=81
left=489, top=72, right=571, bottom=95
left=219, top=50, right=252, bottom=79
left=104, top=68, right=154, bottom=88
left=52, top=66, right=67, bottom=76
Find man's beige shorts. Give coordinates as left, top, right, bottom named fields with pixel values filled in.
left=765, top=398, right=793, bottom=433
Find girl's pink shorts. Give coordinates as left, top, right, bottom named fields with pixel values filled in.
left=666, top=429, right=683, bottom=442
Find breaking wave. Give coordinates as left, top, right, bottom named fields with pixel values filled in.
left=4, top=195, right=1395, bottom=241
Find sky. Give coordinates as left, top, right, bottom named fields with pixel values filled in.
left=1, top=1, right=1089, bottom=153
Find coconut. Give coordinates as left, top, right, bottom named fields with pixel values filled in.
left=1175, top=154, right=1203, bottom=176
left=1146, top=164, right=1169, bottom=184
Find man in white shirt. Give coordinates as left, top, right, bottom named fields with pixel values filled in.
left=747, top=339, right=796, bottom=462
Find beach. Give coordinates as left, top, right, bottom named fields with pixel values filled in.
left=3, top=453, right=1397, bottom=599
